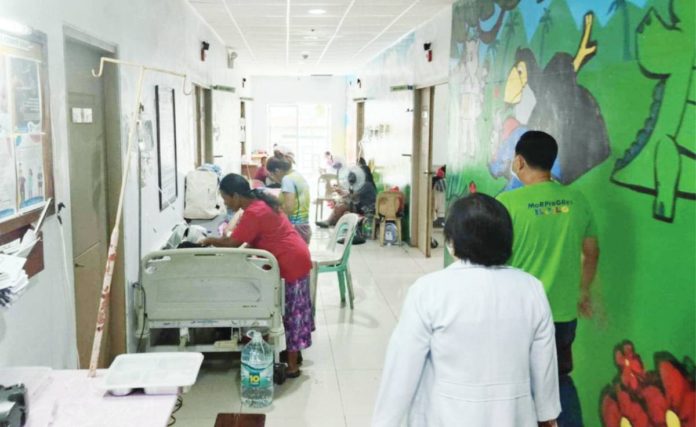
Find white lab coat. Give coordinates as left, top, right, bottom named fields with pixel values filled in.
left=373, top=261, right=561, bottom=427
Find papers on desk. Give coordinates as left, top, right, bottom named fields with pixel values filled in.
left=0, top=254, right=29, bottom=307
left=0, top=228, right=40, bottom=258
left=0, top=227, right=39, bottom=306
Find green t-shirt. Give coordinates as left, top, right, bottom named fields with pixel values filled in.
left=497, top=181, right=597, bottom=322
left=281, top=171, right=310, bottom=224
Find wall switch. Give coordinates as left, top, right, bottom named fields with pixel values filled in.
left=82, top=108, right=93, bottom=123
left=71, top=108, right=83, bottom=123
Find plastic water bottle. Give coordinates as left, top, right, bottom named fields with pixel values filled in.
left=241, top=330, right=274, bottom=408
left=385, top=222, right=397, bottom=244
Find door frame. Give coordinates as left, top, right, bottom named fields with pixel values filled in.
left=193, top=84, right=213, bottom=167
left=410, top=87, right=435, bottom=256
left=411, top=79, right=449, bottom=256
left=353, top=100, right=365, bottom=164
left=63, top=29, right=124, bottom=366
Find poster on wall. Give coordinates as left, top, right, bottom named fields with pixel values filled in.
left=155, top=86, right=177, bottom=210
left=9, top=57, right=41, bottom=134
left=15, top=134, right=45, bottom=211
left=138, top=119, right=156, bottom=188
left=0, top=138, right=17, bottom=219
left=0, top=28, right=53, bottom=230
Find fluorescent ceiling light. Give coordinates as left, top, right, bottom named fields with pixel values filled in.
left=0, top=17, right=32, bottom=36
left=308, top=9, right=326, bottom=15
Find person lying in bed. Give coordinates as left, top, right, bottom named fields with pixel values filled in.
left=201, top=173, right=313, bottom=378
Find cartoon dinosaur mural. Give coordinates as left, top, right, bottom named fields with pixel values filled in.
left=489, top=12, right=611, bottom=189
left=611, top=0, right=696, bottom=223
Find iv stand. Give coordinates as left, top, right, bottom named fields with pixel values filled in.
left=87, top=57, right=192, bottom=377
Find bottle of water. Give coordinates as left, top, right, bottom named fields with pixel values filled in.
left=241, top=330, right=274, bottom=408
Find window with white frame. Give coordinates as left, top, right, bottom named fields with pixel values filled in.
left=267, top=104, right=331, bottom=179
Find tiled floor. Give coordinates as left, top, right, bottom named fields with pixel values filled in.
left=172, top=229, right=446, bottom=427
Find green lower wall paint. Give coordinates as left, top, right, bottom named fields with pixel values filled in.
left=447, top=0, right=695, bottom=425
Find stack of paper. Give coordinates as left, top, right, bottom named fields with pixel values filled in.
left=0, top=254, right=29, bottom=307
left=0, top=229, right=39, bottom=258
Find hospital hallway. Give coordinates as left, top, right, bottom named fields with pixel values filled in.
left=1, top=0, right=695, bottom=426
left=171, top=230, right=445, bottom=426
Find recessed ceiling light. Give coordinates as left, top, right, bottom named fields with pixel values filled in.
left=308, top=9, right=326, bottom=15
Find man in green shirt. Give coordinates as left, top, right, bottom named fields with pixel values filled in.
left=497, top=131, right=599, bottom=427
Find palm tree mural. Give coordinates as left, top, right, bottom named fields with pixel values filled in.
left=502, top=11, right=520, bottom=62
left=538, top=7, right=553, bottom=65
left=609, top=0, right=633, bottom=60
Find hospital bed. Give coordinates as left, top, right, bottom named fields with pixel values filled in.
left=139, top=247, right=288, bottom=382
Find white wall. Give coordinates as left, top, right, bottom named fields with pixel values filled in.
left=249, top=76, right=347, bottom=159
left=0, top=0, right=245, bottom=367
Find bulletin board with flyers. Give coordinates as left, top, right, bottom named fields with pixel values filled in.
left=0, top=28, right=54, bottom=235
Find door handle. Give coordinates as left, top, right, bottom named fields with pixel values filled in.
left=74, top=263, right=85, bottom=268
left=423, top=171, right=434, bottom=175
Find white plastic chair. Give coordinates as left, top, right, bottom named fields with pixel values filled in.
left=314, top=174, right=338, bottom=223
left=309, top=213, right=359, bottom=312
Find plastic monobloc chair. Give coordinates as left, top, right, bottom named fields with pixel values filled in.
left=314, top=174, right=338, bottom=223
left=309, top=213, right=359, bottom=312
left=372, top=191, right=403, bottom=245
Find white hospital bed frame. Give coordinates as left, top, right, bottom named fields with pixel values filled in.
left=139, top=247, right=285, bottom=357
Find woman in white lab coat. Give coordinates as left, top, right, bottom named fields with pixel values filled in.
left=373, top=193, right=560, bottom=427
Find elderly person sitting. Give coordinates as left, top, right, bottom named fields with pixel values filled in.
left=372, top=193, right=560, bottom=427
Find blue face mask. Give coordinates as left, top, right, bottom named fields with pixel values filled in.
left=509, top=157, right=520, bottom=182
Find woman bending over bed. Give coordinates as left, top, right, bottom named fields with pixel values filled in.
left=202, top=173, right=313, bottom=378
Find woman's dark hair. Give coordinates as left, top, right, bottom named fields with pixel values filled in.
left=444, top=193, right=513, bottom=266
left=266, top=156, right=292, bottom=173
left=219, top=173, right=281, bottom=212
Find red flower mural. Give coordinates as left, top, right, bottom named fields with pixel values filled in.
left=615, top=342, right=646, bottom=391
left=600, top=341, right=695, bottom=427
left=602, top=387, right=650, bottom=427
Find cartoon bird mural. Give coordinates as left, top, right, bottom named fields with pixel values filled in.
left=490, top=13, right=611, bottom=188
left=611, top=0, right=695, bottom=223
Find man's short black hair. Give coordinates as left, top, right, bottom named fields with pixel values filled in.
left=515, top=130, right=558, bottom=171
left=444, top=193, right=513, bottom=267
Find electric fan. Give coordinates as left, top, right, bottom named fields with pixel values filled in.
left=338, top=166, right=367, bottom=210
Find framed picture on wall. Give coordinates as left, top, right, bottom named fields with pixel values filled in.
left=0, top=26, right=55, bottom=234
left=155, top=85, right=178, bottom=211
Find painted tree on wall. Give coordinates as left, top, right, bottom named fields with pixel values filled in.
left=538, top=7, right=553, bottom=65
left=451, top=0, right=522, bottom=52
left=608, top=0, right=633, bottom=61
left=502, top=10, right=521, bottom=67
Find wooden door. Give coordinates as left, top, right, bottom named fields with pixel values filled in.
left=416, top=88, right=434, bottom=257
left=355, top=101, right=365, bottom=162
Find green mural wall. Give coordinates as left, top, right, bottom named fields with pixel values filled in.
left=447, top=0, right=695, bottom=425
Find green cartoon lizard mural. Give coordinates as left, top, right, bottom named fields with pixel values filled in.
left=611, top=0, right=695, bottom=223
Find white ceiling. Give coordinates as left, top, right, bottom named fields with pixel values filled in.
left=188, top=0, right=454, bottom=76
